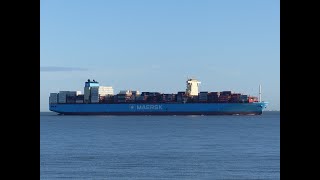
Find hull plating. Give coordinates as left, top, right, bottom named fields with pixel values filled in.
left=50, top=102, right=268, bottom=115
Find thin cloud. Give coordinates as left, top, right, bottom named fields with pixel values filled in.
left=40, top=66, right=88, bottom=72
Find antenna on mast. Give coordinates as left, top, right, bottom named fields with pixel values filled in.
left=259, top=85, right=262, bottom=102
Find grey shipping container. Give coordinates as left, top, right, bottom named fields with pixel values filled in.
left=76, top=99, right=84, bottom=103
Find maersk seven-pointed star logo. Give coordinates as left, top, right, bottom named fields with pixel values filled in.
left=129, top=105, right=135, bottom=110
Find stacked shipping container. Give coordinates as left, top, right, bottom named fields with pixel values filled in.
left=198, top=91, right=208, bottom=102
left=49, top=80, right=259, bottom=105
left=49, top=93, right=58, bottom=103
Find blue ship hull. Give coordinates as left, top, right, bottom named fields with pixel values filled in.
left=49, top=102, right=268, bottom=115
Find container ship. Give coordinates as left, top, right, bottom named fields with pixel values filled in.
left=49, top=79, right=268, bottom=115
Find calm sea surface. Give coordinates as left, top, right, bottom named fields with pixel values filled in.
left=40, top=112, right=280, bottom=179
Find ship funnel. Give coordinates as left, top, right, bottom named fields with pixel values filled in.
left=259, top=85, right=262, bottom=102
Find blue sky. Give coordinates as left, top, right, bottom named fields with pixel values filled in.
left=41, top=0, right=279, bottom=111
